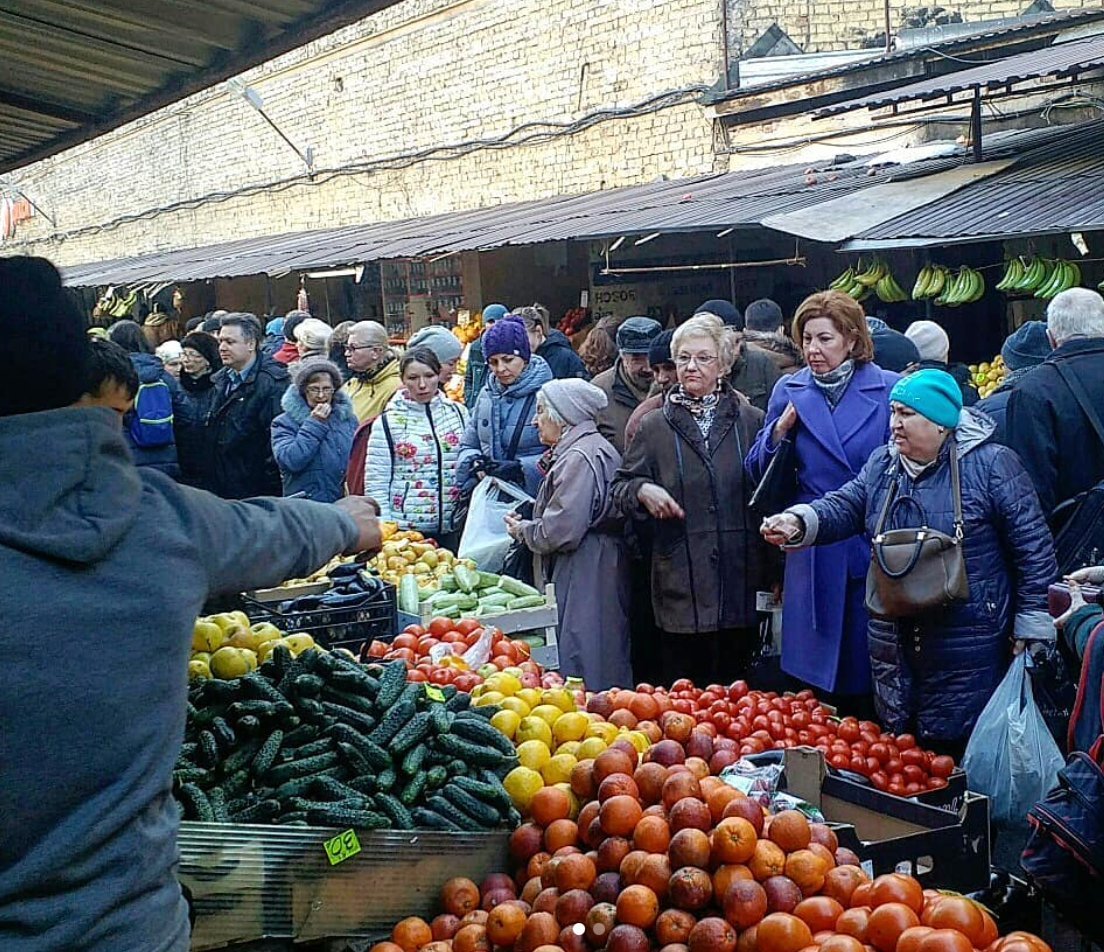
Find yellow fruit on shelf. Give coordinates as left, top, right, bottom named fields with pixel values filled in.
left=530, top=704, right=566, bottom=728
left=516, top=739, right=552, bottom=772
left=586, top=721, right=619, bottom=744
left=552, top=711, right=589, bottom=744
left=209, top=646, right=257, bottom=679
left=490, top=709, right=521, bottom=740
left=577, top=736, right=608, bottom=760
left=516, top=716, right=554, bottom=748
left=516, top=687, right=543, bottom=710
left=541, top=687, right=576, bottom=714
left=282, top=633, right=316, bottom=656
left=486, top=672, right=522, bottom=697
left=473, top=690, right=505, bottom=708
left=192, top=620, right=225, bottom=653
left=188, top=659, right=212, bottom=681
left=541, top=752, right=578, bottom=785
left=500, top=696, right=531, bottom=718
left=502, top=766, right=544, bottom=812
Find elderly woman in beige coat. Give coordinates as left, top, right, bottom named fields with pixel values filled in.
left=505, top=379, right=632, bottom=690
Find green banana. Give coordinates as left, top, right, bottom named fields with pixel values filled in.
left=1035, top=260, right=1066, bottom=300
left=830, top=267, right=855, bottom=291
left=995, top=258, right=1024, bottom=292
left=911, top=266, right=933, bottom=300
left=1018, top=257, right=1047, bottom=293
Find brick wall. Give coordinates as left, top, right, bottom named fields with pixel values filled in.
left=728, top=0, right=1098, bottom=54
left=8, top=0, right=723, bottom=267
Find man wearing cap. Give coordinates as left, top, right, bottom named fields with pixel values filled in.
left=695, top=298, right=782, bottom=413
left=743, top=298, right=802, bottom=375
left=341, top=320, right=402, bottom=423
left=866, top=317, right=921, bottom=374
left=975, top=321, right=1050, bottom=442
left=904, top=319, right=978, bottom=406
left=0, top=257, right=384, bottom=952
left=624, top=330, right=677, bottom=447
left=407, top=325, right=464, bottom=389
left=464, top=304, right=508, bottom=409
left=591, top=316, right=663, bottom=454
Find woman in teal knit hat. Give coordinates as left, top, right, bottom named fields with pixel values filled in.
left=761, top=368, right=1057, bottom=753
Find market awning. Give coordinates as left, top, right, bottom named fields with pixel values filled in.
left=0, top=0, right=404, bottom=173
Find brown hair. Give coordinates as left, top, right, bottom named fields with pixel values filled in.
left=792, top=291, right=874, bottom=364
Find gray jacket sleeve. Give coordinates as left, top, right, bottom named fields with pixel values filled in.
left=173, top=487, right=359, bottom=596
left=519, top=452, right=597, bottom=556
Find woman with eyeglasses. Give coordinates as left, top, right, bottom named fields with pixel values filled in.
left=745, top=291, right=899, bottom=715
left=611, top=314, right=774, bottom=684
left=365, top=348, right=470, bottom=549
left=270, top=358, right=358, bottom=502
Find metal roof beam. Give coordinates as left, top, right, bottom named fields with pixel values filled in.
left=0, top=89, right=93, bottom=125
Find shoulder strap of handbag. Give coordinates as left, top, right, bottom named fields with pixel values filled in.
left=873, top=441, right=963, bottom=540
left=1056, top=362, right=1104, bottom=451
left=505, top=394, right=536, bottom=460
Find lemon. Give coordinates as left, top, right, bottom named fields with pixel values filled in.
left=471, top=684, right=487, bottom=699
left=488, top=672, right=523, bottom=697
left=623, top=730, right=651, bottom=754
left=500, top=696, right=531, bottom=718
left=503, top=766, right=545, bottom=813
left=474, top=691, right=505, bottom=708
left=516, top=687, right=543, bottom=710
left=586, top=721, right=619, bottom=744
left=552, top=711, right=589, bottom=744
left=530, top=704, right=565, bottom=728
left=542, top=752, right=578, bottom=785
left=516, top=716, right=553, bottom=748
left=577, top=736, right=608, bottom=760
left=556, top=741, right=582, bottom=758
left=516, top=739, right=552, bottom=771
left=541, top=687, right=576, bottom=713
left=491, top=709, right=521, bottom=740
left=554, top=782, right=582, bottom=820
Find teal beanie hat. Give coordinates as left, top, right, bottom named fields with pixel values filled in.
left=890, top=368, right=962, bottom=428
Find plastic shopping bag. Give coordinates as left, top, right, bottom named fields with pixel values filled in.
left=962, top=653, right=1066, bottom=826
left=458, top=477, right=533, bottom=574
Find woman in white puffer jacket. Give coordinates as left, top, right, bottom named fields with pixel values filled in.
left=366, top=347, right=470, bottom=548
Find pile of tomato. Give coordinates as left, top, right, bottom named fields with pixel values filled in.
left=362, top=617, right=545, bottom=693
left=589, top=683, right=956, bottom=797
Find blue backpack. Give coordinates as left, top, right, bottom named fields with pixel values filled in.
left=128, top=379, right=175, bottom=448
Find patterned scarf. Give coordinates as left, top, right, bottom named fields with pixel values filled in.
left=812, top=358, right=855, bottom=408
left=669, top=386, right=720, bottom=437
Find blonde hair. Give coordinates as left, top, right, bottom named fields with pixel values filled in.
left=674, top=314, right=736, bottom=374
left=295, top=318, right=334, bottom=354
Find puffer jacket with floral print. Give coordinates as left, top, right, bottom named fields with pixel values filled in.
left=365, top=390, right=470, bottom=534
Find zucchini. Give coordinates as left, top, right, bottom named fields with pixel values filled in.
left=390, top=712, right=431, bottom=755
left=368, top=698, right=416, bottom=747
left=412, top=806, right=462, bottom=831
left=399, top=772, right=428, bottom=806
left=436, top=733, right=514, bottom=768
left=398, top=574, right=421, bottom=614
left=454, top=564, right=480, bottom=594
left=477, top=571, right=502, bottom=589
left=438, top=575, right=458, bottom=592
left=499, top=575, right=541, bottom=598
left=452, top=713, right=517, bottom=755
left=506, top=595, right=545, bottom=610
left=454, top=593, right=478, bottom=611
left=442, top=785, right=501, bottom=827
left=251, top=730, right=284, bottom=777
left=376, top=662, right=407, bottom=708
left=376, top=792, right=414, bottom=829
left=178, top=783, right=214, bottom=822
left=477, top=594, right=512, bottom=609
left=264, top=751, right=340, bottom=785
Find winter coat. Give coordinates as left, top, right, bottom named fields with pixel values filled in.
left=464, top=337, right=487, bottom=409
left=974, top=366, right=1037, bottom=444
left=342, top=356, right=402, bottom=423
left=909, top=359, right=979, bottom=407
left=272, top=340, right=299, bottom=365
left=787, top=409, right=1057, bottom=742
left=366, top=390, right=469, bottom=533
left=174, top=372, right=218, bottom=488
left=0, top=406, right=358, bottom=952
left=457, top=355, right=553, bottom=497
left=746, top=362, right=900, bottom=693
left=870, top=322, right=920, bottom=373
left=625, top=393, right=664, bottom=447
left=517, top=421, right=632, bottom=690
left=731, top=344, right=785, bottom=412
left=538, top=330, right=590, bottom=381
left=1006, top=338, right=1104, bottom=516
left=204, top=357, right=289, bottom=499
left=744, top=330, right=803, bottom=375
left=123, top=353, right=181, bottom=477
left=613, top=387, right=770, bottom=635
left=592, top=359, right=651, bottom=455
left=271, top=386, right=358, bottom=502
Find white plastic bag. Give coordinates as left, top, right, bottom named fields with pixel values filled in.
left=962, top=652, right=1066, bottom=826
left=458, top=477, right=533, bottom=574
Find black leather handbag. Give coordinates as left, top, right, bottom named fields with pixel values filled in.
left=748, top=435, right=798, bottom=515
left=865, top=442, right=969, bottom=619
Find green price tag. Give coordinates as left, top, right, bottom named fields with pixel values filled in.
left=425, top=685, right=446, bottom=702
left=323, top=828, right=362, bottom=866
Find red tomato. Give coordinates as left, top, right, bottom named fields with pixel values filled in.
left=901, top=748, right=929, bottom=769
left=839, top=719, right=861, bottom=743
left=713, top=712, right=732, bottom=731
left=510, top=639, right=532, bottom=660
left=453, top=673, right=482, bottom=693
left=869, top=743, right=889, bottom=764
left=896, top=733, right=917, bottom=751
left=463, top=630, right=482, bottom=647
left=427, top=617, right=454, bottom=638
left=925, top=777, right=948, bottom=791
left=728, top=680, right=750, bottom=701
left=402, top=624, right=426, bottom=637
left=389, top=648, right=416, bottom=664
left=829, top=752, right=850, bottom=769
left=429, top=667, right=455, bottom=685
left=929, top=756, right=955, bottom=779
left=673, top=699, right=693, bottom=715
left=671, top=678, right=694, bottom=692
left=490, top=655, right=512, bottom=670
left=365, top=640, right=388, bottom=659
left=871, top=770, right=889, bottom=790
left=406, top=669, right=428, bottom=682
left=392, top=632, right=420, bottom=651
left=417, top=636, right=440, bottom=655
left=455, top=618, right=482, bottom=636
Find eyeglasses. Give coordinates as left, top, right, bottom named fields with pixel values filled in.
left=674, top=353, right=718, bottom=368
left=305, top=386, right=335, bottom=396
left=344, top=343, right=380, bottom=353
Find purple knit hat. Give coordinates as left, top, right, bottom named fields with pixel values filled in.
left=483, top=315, right=530, bottom=361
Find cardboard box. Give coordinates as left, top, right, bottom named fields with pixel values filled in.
left=780, top=748, right=990, bottom=892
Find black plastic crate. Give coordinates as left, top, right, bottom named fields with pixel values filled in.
left=242, top=585, right=397, bottom=651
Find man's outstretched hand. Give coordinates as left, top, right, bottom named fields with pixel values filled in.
left=335, top=496, right=383, bottom=556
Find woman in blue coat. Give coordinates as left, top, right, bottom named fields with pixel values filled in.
left=762, top=370, right=1056, bottom=747
left=271, top=358, right=358, bottom=502
left=457, top=315, right=554, bottom=496
left=746, top=292, right=898, bottom=707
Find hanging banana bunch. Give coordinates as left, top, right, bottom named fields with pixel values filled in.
left=934, top=266, right=986, bottom=307
left=829, top=259, right=906, bottom=303
left=911, top=264, right=952, bottom=301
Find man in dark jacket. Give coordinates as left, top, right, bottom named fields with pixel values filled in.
left=1007, top=288, right=1104, bottom=516
left=516, top=304, right=589, bottom=380
left=695, top=299, right=781, bottom=412
left=0, top=256, right=382, bottom=952
left=205, top=313, right=290, bottom=498
left=867, top=317, right=920, bottom=373
left=743, top=298, right=802, bottom=375
left=592, top=316, right=662, bottom=453
left=975, top=320, right=1050, bottom=442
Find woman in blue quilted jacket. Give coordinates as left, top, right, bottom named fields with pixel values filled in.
left=762, top=369, right=1057, bottom=750
left=271, top=358, right=358, bottom=502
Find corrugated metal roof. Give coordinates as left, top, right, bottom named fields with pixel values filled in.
left=53, top=121, right=1101, bottom=286
left=0, top=0, right=404, bottom=173
left=816, top=33, right=1104, bottom=117
left=843, top=119, right=1104, bottom=247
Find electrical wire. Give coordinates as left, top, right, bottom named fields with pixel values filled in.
left=19, top=84, right=710, bottom=247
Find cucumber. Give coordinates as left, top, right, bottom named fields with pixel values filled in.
left=313, top=775, right=372, bottom=803
left=241, top=672, right=287, bottom=706
left=332, top=724, right=391, bottom=771
left=368, top=698, right=416, bottom=747
left=477, top=571, right=502, bottom=589
left=320, top=701, right=377, bottom=735
left=398, top=574, right=421, bottom=615
left=264, top=751, right=340, bottom=785
left=178, top=783, right=214, bottom=822
left=454, top=564, right=480, bottom=594
left=376, top=792, right=414, bottom=829
left=376, top=662, right=407, bottom=709
left=412, top=806, right=462, bottom=831
left=452, top=713, right=517, bottom=755
left=426, top=795, right=482, bottom=832
left=292, top=673, right=325, bottom=698
left=251, top=730, right=284, bottom=777
left=428, top=704, right=452, bottom=735
left=442, top=785, right=501, bottom=827
left=308, top=806, right=390, bottom=830
left=173, top=767, right=210, bottom=786
left=426, top=765, right=449, bottom=789
left=499, top=576, right=541, bottom=598
left=377, top=767, right=398, bottom=792
left=197, top=730, right=220, bottom=769
left=228, top=797, right=280, bottom=822
left=210, top=717, right=237, bottom=752
left=399, top=772, right=427, bottom=806
left=506, top=595, right=545, bottom=610
left=208, top=787, right=230, bottom=822
left=437, top=733, right=515, bottom=768
left=390, top=712, right=431, bottom=755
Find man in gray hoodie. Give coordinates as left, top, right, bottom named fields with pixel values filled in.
left=0, top=257, right=382, bottom=952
